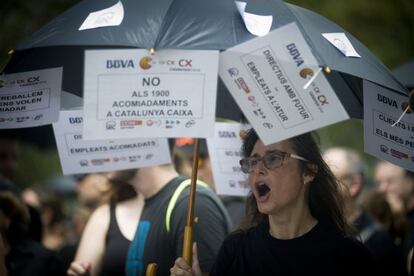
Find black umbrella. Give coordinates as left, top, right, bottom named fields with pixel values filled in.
left=393, top=60, right=414, bottom=90
left=0, top=0, right=408, bottom=270
left=3, top=0, right=407, bottom=121
left=393, top=61, right=414, bottom=111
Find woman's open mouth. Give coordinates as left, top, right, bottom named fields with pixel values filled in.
left=255, top=182, right=271, bottom=202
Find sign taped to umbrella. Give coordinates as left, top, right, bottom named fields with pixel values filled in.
left=53, top=110, right=171, bottom=175
left=219, top=22, right=349, bottom=145
left=364, top=81, right=414, bottom=172
left=0, top=68, right=62, bottom=129
left=83, top=49, right=219, bottom=140
left=206, top=122, right=248, bottom=196
left=322, top=33, right=361, bottom=58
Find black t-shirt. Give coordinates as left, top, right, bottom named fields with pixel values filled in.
left=211, top=219, right=375, bottom=276
left=126, top=176, right=231, bottom=276
left=101, top=204, right=131, bottom=276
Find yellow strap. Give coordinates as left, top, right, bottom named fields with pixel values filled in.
left=165, top=179, right=208, bottom=233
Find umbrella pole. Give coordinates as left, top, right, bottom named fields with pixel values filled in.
left=145, top=139, right=200, bottom=276
left=183, top=138, right=200, bottom=264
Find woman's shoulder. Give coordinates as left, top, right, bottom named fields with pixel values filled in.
left=316, top=223, right=371, bottom=256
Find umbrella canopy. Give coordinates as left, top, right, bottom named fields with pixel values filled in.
left=393, top=60, right=414, bottom=90
left=3, top=0, right=407, bottom=122
left=1, top=0, right=409, bottom=270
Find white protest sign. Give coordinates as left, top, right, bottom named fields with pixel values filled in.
left=83, top=49, right=218, bottom=140
left=207, top=122, right=249, bottom=196
left=0, top=68, right=62, bottom=129
left=219, top=23, right=349, bottom=145
left=322, top=33, right=361, bottom=58
left=364, top=81, right=414, bottom=172
left=53, top=110, right=172, bottom=175
left=235, top=1, right=273, bottom=37
left=79, top=1, right=124, bottom=31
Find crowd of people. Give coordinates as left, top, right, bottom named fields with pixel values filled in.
left=1, top=131, right=414, bottom=276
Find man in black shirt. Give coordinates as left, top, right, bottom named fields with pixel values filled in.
left=113, top=163, right=232, bottom=275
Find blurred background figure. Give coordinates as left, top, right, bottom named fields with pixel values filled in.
left=374, top=161, right=414, bottom=263
left=0, top=189, right=65, bottom=275
left=0, top=234, right=6, bottom=276
left=175, top=138, right=246, bottom=229
left=68, top=171, right=140, bottom=275
left=0, top=133, right=43, bottom=244
left=0, top=136, right=18, bottom=181
left=0, top=133, right=19, bottom=183
left=57, top=172, right=115, bottom=272
left=75, top=173, right=112, bottom=210
left=39, top=191, right=71, bottom=251
left=361, top=189, right=408, bottom=247
left=323, top=147, right=407, bottom=276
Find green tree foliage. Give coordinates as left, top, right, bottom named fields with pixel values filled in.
left=288, top=0, right=414, bottom=67
left=14, top=144, right=61, bottom=188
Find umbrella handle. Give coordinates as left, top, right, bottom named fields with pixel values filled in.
left=183, top=225, right=193, bottom=264
left=183, top=138, right=201, bottom=264
left=145, top=263, right=157, bottom=276
left=145, top=139, right=200, bottom=274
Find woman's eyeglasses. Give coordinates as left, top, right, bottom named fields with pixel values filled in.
left=239, top=150, right=308, bottom=174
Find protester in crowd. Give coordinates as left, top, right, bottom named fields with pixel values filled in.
left=36, top=191, right=69, bottom=251
left=173, top=146, right=193, bottom=178
left=361, top=189, right=407, bottom=246
left=68, top=178, right=143, bottom=276
left=59, top=205, right=94, bottom=274
left=409, top=246, right=414, bottom=276
left=0, top=234, right=7, bottom=276
left=0, top=190, right=65, bottom=275
left=324, top=147, right=407, bottom=276
left=374, top=161, right=414, bottom=245
left=0, top=133, right=18, bottom=183
left=68, top=141, right=231, bottom=276
left=0, top=133, right=43, bottom=242
left=171, top=130, right=374, bottom=276
left=59, top=172, right=135, bottom=275
left=76, top=173, right=112, bottom=210
left=176, top=138, right=246, bottom=229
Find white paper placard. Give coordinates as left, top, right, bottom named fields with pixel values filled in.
left=322, top=33, right=361, bottom=58
left=207, top=122, right=249, bottom=196
left=364, top=81, right=414, bottom=172
left=235, top=1, right=273, bottom=37
left=79, top=1, right=124, bottom=31
left=53, top=110, right=172, bottom=175
left=83, top=49, right=219, bottom=140
left=0, top=68, right=62, bottom=129
left=219, top=23, right=349, bottom=145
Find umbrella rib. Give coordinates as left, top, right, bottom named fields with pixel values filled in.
left=285, top=3, right=327, bottom=67
left=338, top=72, right=363, bottom=110
left=152, top=0, right=177, bottom=49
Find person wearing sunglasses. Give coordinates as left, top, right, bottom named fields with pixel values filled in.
left=170, top=129, right=375, bottom=276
